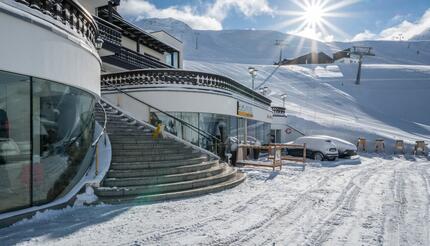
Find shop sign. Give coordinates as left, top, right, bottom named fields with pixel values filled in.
left=237, top=101, right=253, bottom=118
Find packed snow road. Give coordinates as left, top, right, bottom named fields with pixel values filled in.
left=1, top=155, right=430, bottom=246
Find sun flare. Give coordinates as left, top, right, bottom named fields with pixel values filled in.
left=277, top=0, right=357, bottom=42
left=304, top=4, right=325, bottom=26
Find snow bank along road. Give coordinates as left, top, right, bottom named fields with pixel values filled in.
left=1, top=155, right=430, bottom=246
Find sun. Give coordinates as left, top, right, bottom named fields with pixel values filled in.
left=276, top=0, right=357, bottom=42
left=304, top=4, right=326, bottom=26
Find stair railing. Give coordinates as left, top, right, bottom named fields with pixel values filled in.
left=92, top=100, right=108, bottom=175
left=102, top=81, right=223, bottom=158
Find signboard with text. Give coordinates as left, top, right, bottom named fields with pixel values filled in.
left=237, top=101, right=253, bottom=118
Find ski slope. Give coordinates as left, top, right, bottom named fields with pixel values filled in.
left=185, top=61, right=430, bottom=150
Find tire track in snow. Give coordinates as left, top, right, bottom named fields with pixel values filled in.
left=139, top=163, right=365, bottom=245
left=299, top=158, right=385, bottom=246
left=383, top=164, right=408, bottom=246
left=419, top=164, right=430, bottom=246
left=133, top=168, right=312, bottom=244
left=206, top=159, right=381, bottom=246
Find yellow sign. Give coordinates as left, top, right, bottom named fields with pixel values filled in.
left=237, top=101, right=253, bottom=118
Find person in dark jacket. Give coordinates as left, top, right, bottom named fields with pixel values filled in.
left=0, top=109, right=9, bottom=139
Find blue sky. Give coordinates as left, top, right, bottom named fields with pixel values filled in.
left=119, top=0, right=430, bottom=41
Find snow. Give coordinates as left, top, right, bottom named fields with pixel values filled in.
left=1, top=155, right=430, bottom=245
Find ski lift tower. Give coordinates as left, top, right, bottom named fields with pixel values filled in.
left=275, top=40, right=288, bottom=64
left=351, top=46, right=375, bottom=85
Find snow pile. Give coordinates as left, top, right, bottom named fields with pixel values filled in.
left=74, top=186, right=98, bottom=206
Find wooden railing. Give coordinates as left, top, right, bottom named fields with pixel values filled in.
left=236, top=143, right=307, bottom=171
left=101, top=69, right=272, bottom=106
left=14, top=0, right=98, bottom=46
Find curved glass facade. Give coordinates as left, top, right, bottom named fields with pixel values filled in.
left=152, top=111, right=271, bottom=159
left=0, top=70, right=96, bottom=213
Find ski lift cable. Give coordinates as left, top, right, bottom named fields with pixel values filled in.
left=254, top=63, right=282, bottom=90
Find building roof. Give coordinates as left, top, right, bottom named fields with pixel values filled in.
left=97, top=6, right=178, bottom=53
left=277, top=52, right=333, bottom=65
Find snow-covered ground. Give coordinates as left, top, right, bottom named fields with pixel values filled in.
left=1, top=155, right=430, bottom=245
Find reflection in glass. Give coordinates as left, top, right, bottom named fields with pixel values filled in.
left=0, top=71, right=31, bottom=212
left=32, top=78, right=96, bottom=204
left=181, top=112, right=199, bottom=146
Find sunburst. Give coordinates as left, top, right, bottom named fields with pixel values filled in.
left=276, top=0, right=359, bottom=42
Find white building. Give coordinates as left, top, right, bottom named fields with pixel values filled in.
left=0, top=0, right=101, bottom=214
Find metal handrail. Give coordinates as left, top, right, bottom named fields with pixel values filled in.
left=103, top=81, right=221, bottom=145
left=92, top=100, right=107, bottom=147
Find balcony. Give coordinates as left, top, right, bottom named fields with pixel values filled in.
left=94, top=16, right=121, bottom=48
left=102, top=46, right=173, bottom=70
left=13, top=0, right=98, bottom=47
left=101, top=69, right=272, bottom=106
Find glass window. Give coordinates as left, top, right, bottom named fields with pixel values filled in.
left=180, top=112, right=199, bottom=146
left=199, top=113, right=216, bottom=151
left=173, top=52, right=179, bottom=68
left=0, top=71, right=31, bottom=213
left=247, top=120, right=257, bottom=140
left=32, top=78, right=96, bottom=205
left=152, top=111, right=182, bottom=139
left=199, top=113, right=230, bottom=157
left=237, top=118, right=246, bottom=144
left=165, top=52, right=173, bottom=66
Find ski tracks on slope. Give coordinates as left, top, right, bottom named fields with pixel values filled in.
left=204, top=159, right=382, bottom=246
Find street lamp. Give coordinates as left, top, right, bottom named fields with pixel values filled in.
left=263, top=86, right=269, bottom=95
left=281, top=93, right=287, bottom=108
left=248, top=67, right=257, bottom=90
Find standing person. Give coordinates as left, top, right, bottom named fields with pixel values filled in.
left=0, top=107, right=11, bottom=195
left=0, top=108, right=9, bottom=139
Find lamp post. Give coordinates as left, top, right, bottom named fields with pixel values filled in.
left=281, top=93, right=287, bottom=108
left=248, top=67, right=257, bottom=90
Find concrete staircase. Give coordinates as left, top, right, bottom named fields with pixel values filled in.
left=94, top=101, right=245, bottom=203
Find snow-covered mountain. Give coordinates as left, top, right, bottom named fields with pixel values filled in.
left=135, top=18, right=430, bottom=65
left=135, top=18, right=336, bottom=64
left=411, top=27, right=430, bottom=41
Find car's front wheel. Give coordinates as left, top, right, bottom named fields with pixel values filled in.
left=313, top=152, right=324, bottom=161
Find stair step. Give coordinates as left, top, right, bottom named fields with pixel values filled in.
left=109, top=160, right=217, bottom=176
left=111, top=147, right=193, bottom=156
left=103, top=164, right=225, bottom=187
left=109, top=156, right=208, bottom=170
left=111, top=152, right=204, bottom=162
left=108, top=159, right=215, bottom=176
left=108, top=131, right=155, bottom=136
left=96, top=168, right=237, bottom=197
left=98, top=172, right=246, bottom=204
left=111, top=143, right=186, bottom=150
left=108, top=137, right=175, bottom=144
